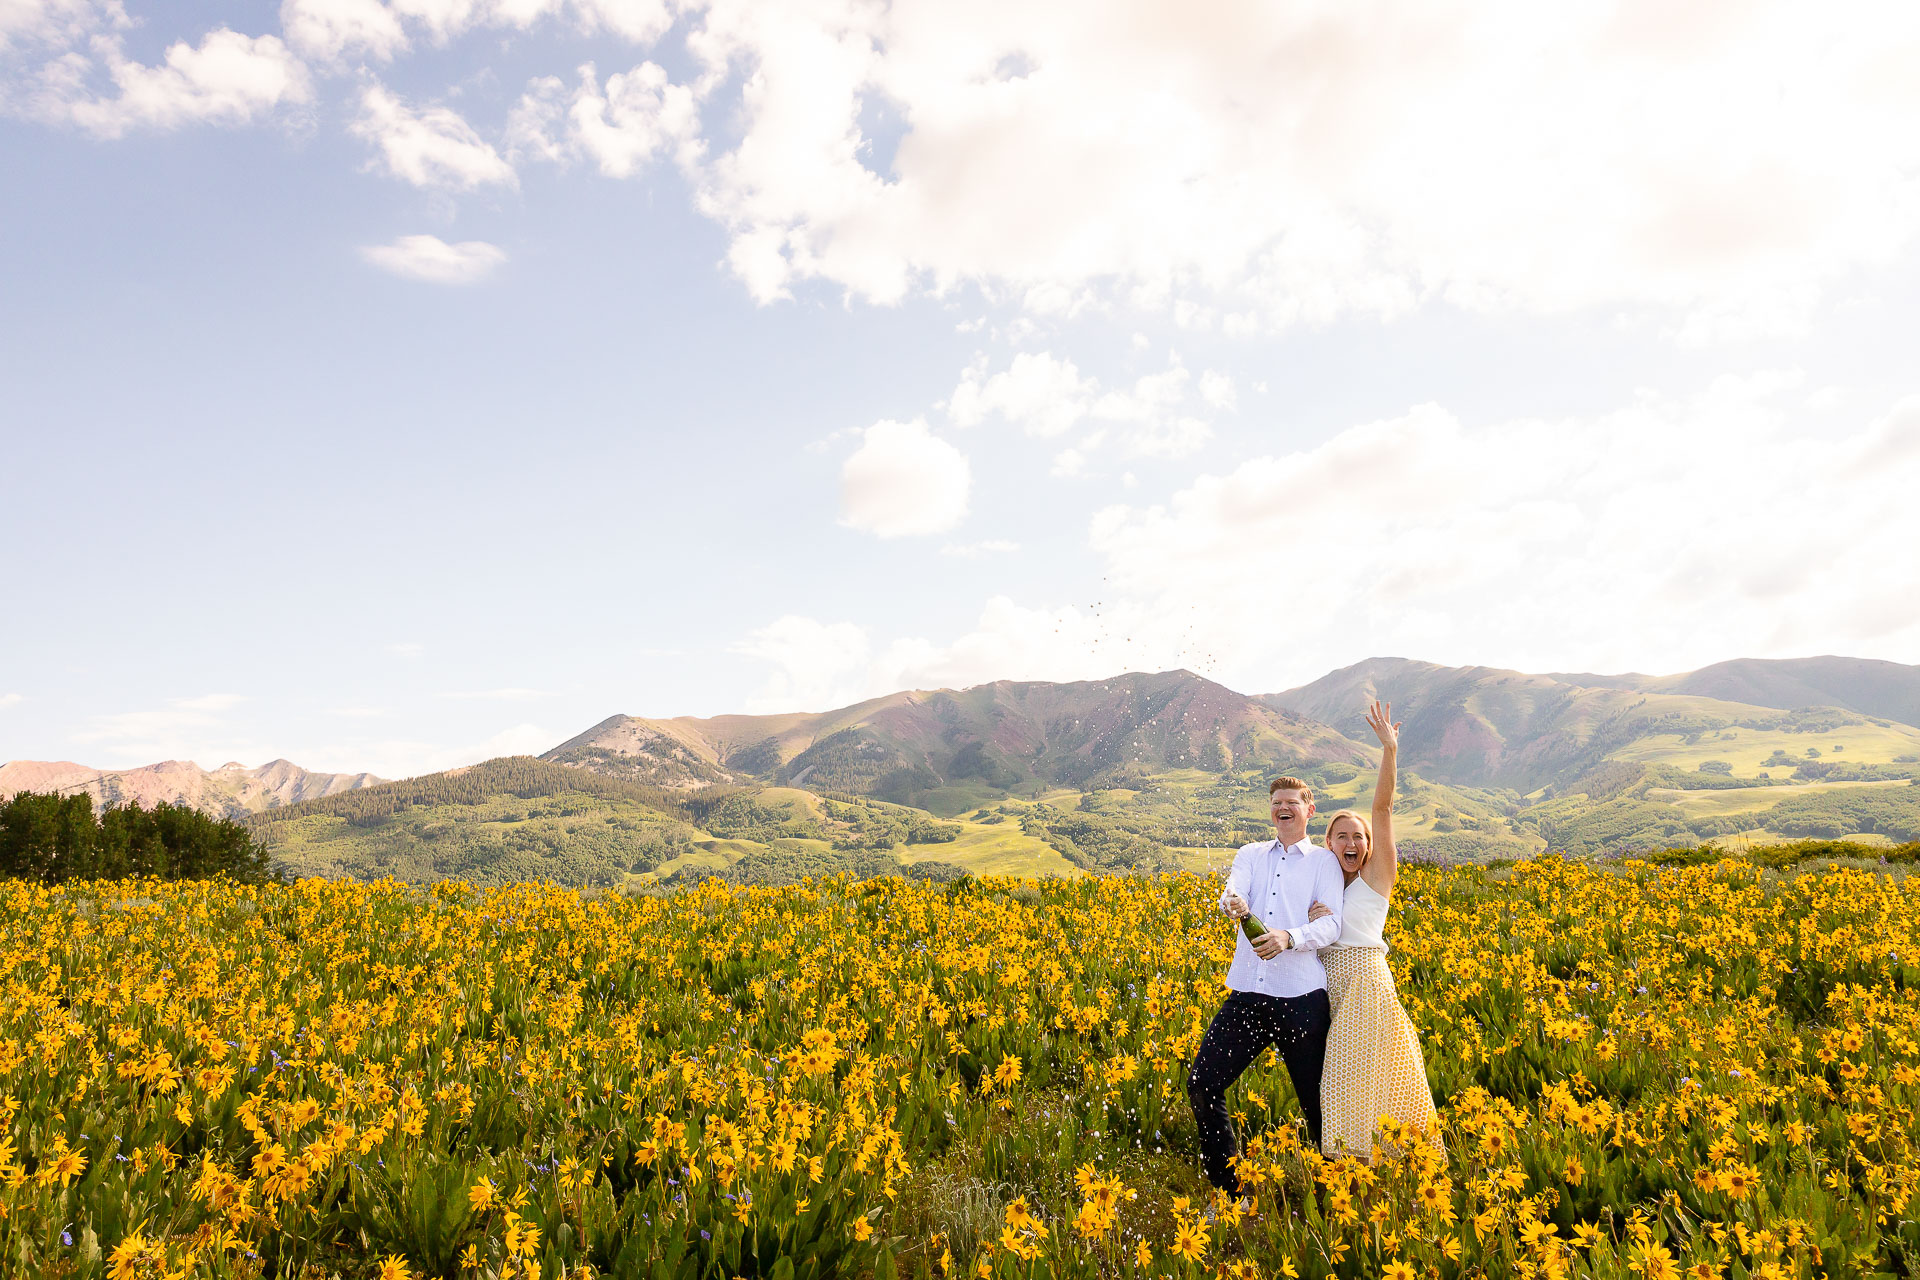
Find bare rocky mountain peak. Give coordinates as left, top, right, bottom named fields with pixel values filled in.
left=0, top=758, right=386, bottom=819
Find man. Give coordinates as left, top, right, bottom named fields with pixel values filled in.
left=1186, top=775, right=1346, bottom=1193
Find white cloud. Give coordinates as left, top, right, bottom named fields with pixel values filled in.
left=361, top=234, right=507, bottom=283
left=388, top=641, right=425, bottom=657
left=566, top=61, right=701, bottom=176
left=839, top=418, right=970, bottom=538
left=1091, top=358, right=1187, bottom=426
left=172, top=693, right=245, bottom=712
left=504, top=74, right=569, bottom=162
left=13, top=2, right=1920, bottom=337
left=306, top=722, right=559, bottom=778
left=72, top=692, right=251, bottom=763
left=0, top=693, right=22, bottom=710
left=947, top=351, right=1095, bottom=437
left=732, top=596, right=1185, bottom=712
left=437, top=688, right=551, bottom=701
left=0, top=0, right=117, bottom=54
left=281, top=0, right=407, bottom=61
left=680, top=0, right=1920, bottom=336
left=1091, top=356, right=1216, bottom=459
left=351, top=83, right=515, bottom=189
left=508, top=61, right=702, bottom=176
left=732, top=615, right=872, bottom=711
left=1199, top=370, right=1237, bottom=411
left=1083, top=377, right=1920, bottom=687
left=946, top=350, right=1219, bottom=462
left=1123, top=415, right=1210, bottom=459
left=379, top=0, right=672, bottom=45
left=470, top=723, right=556, bottom=758
left=870, top=596, right=1169, bottom=694
left=44, top=27, right=311, bottom=137
left=733, top=378, right=1920, bottom=711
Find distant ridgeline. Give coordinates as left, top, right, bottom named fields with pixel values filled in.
left=0, top=791, right=276, bottom=883
left=21, top=658, right=1919, bottom=889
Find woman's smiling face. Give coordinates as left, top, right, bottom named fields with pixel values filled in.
left=1326, top=813, right=1371, bottom=881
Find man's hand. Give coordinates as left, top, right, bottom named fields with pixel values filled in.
left=1251, top=928, right=1289, bottom=959
left=1221, top=890, right=1250, bottom=920
left=1307, top=900, right=1333, bottom=922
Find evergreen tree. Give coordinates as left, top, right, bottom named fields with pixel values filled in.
left=0, top=792, right=279, bottom=884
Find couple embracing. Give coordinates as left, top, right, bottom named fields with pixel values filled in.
left=1187, top=701, right=1437, bottom=1192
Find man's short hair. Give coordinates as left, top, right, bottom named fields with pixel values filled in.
left=1269, top=775, right=1314, bottom=802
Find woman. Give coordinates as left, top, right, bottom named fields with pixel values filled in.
left=1310, top=699, right=1439, bottom=1160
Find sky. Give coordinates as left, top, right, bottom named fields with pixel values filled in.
left=2, top=0, right=1918, bottom=779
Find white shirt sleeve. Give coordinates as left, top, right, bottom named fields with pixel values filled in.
left=1288, top=854, right=1346, bottom=951
left=1218, top=844, right=1256, bottom=914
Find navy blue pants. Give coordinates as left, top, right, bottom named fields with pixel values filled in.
left=1186, top=988, right=1331, bottom=1191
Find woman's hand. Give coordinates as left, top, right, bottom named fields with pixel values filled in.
left=1366, top=699, right=1401, bottom=751
left=1308, top=900, right=1332, bottom=922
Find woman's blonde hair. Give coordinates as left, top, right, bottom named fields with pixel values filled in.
left=1322, top=809, right=1373, bottom=865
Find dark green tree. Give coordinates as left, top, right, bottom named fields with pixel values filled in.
left=0, top=792, right=278, bottom=884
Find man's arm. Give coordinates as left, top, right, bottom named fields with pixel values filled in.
left=1289, top=856, right=1346, bottom=951
left=1217, top=845, right=1255, bottom=915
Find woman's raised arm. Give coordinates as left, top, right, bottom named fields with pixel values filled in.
left=1364, top=699, right=1400, bottom=895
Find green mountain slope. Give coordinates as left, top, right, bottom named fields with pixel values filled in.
left=1264, top=657, right=1920, bottom=855
left=245, top=757, right=1072, bottom=885
left=546, top=670, right=1373, bottom=813
left=1650, top=657, right=1920, bottom=727
left=1262, top=657, right=1920, bottom=792
left=247, top=757, right=708, bottom=885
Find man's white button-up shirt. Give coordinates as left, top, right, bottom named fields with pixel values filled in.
left=1218, top=837, right=1347, bottom=997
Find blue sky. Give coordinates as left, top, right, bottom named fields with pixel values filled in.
left=3, top=0, right=1918, bottom=778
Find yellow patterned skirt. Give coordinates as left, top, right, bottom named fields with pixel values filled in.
left=1321, top=946, right=1440, bottom=1160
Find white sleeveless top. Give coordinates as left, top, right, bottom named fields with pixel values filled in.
left=1336, top=876, right=1391, bottom=951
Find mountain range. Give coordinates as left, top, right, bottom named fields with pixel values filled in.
left=546, top=655, right=1920, bottom=800
left=544, top=669, right=1370, bottom=810
left=8, top=655, right=1918, bottom=875
left=0, top=758, right=384, bottom=819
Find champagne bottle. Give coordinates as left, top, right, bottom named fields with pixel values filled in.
left=1240, top=912, right=1268, bottom=942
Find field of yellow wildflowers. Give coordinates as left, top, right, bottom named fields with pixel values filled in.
left=1, top=858, right=1916, bottom=1279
